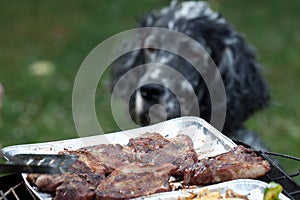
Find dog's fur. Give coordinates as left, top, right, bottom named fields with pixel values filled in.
left=111, top=1, right=270, bottom=149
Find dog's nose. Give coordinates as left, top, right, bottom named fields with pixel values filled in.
left=140, top=84, right=164, bottom=100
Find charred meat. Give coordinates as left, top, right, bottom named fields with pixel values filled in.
left=127, top=132, right=170, bottom=153
left=136, top=134, right=198, bottom=176
left=183, top=145, right=270, bottom=185
left=79, top=144, right=134, bottom=173
left=26, top=134, right=270, bottom=199
left=96, top=162, right=177, bottom=200
left=54, top=173, right=96, bottom=200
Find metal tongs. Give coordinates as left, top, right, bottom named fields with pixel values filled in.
left=0, top=153, right=78, bottom=174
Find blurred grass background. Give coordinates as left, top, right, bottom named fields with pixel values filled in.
left=0, top=0, right=299, bottom=181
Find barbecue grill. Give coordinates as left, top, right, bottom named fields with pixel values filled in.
left=259, top=152, right=300, bottom=199
left=243, top=143, right=300, bottom=199
left=0, top=152, right=299, bottom=200
left=1, top=117, right=299, bottom=200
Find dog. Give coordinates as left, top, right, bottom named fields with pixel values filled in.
left=111, top=1, right=270, bottom=149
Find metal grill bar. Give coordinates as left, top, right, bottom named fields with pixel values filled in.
left=259, top=151, right=300, bottom=200
left=0, top=182, right=21, bottom=200
left=0, top=174, right=38, bottom=200
left=0, top=191, right=7, bottom=200
left=289, top=170, right=300, bottom=178
left=260, top=150, right=300, bottom=162
left=232, top=140, right=300, bottom=200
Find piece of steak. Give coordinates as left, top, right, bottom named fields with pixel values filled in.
left=96, top=162, right=177, bottom=200
left=27, top=150, right=106, bottom=194
left=183, top=145, right=271, bottom=185
left=60, top=150, right=108, bottom=175
left=79, top=144, right=134, bottom=173
left=136, top=134, right=198, bottom=176
left=127, top=132, right=170, bottom=153
left=27, top=174, right=64, bottom=192
left=54, top=173, right=96, bottom=200
left=52, top=151, right=106, bottom=199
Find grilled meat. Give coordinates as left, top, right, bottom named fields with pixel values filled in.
left=79, top=144, right=134, bottom=173
left=27, top=174, right=64, bottom=192
left=137, top=134, right=198, bottom=176
left=27, top=151, right=106, bottom=195
left=55, top=173, right=96, bottom=200
left=27, top=133, right=270, bottom=200
left=78, top=133, right=197, bottom=176
left=28, top=164, right=105, bottom=200
left=60, top=150, right=108, bottom=175
left=183, top=145, right=271, bottom=185
left=96, top=162, right=177, bottom=200
left=127, top=132, right=170, bottom=153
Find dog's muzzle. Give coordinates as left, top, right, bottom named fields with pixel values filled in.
left=134, top=83, right=182, bottom=126
left=140, top=83, right=165, bottom=102
left=134, top=83, right=166, bottom=126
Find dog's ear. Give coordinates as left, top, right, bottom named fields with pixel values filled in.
left=110, top=35, right=145, bottom=98
left=218, top=48, right=234, bottom=74
left=111, top=10, right=162, bottom=99
left=218, top=41, right=270, bottom=133
left=139, top=12, right=157, bottom=27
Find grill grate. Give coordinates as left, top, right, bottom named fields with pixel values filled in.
left=258, top=151, right=300, bottom=200
left=1, top=152, right=299, bottom=200
left=0, top=174, right=37, bottom=200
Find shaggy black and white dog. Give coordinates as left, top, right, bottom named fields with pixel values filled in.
left=111, top=1, right=270, bottom=149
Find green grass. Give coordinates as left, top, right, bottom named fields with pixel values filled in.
left=0, top=0, right=299, bottom=183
